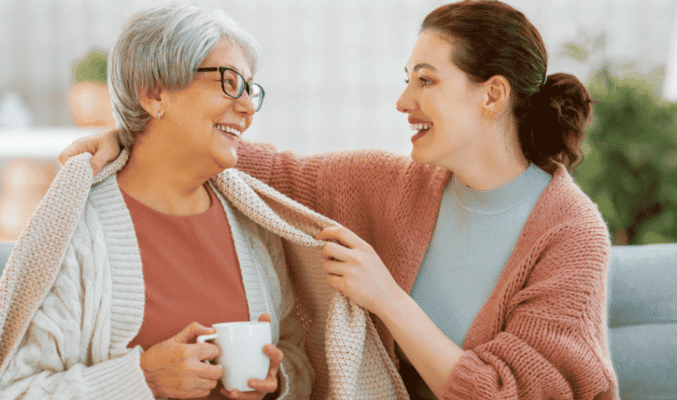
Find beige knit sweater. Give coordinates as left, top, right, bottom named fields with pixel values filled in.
left=0, top=151, right=408, bottom=400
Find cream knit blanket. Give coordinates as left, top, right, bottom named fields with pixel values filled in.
left=0, top=150, right=408, bottom=400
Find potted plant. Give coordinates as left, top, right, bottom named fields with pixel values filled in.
left=573, top=65, right=677, bottom=245
left=67, top=48, right=116, bottom=128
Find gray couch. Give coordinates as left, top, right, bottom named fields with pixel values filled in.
left=0, top=241, right=675, bottom=399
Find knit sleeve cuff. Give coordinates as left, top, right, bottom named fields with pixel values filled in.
left=441, top=350, right=500, bottom=399
left=82, top=347, right=154, bottom=399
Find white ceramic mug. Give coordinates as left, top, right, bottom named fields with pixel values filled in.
left=197, top=321, right=272, bottom=392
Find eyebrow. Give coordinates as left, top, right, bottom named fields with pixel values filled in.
left=225, top=64, right=254, bottom=82
left=200, top=64, right=253, bottom=82
left=405, top=63, right=438, bottom=73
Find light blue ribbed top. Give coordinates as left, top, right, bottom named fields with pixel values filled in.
left=398, top=163, right=552, bottom=399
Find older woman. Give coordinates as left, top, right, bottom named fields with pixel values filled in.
left=0, top=5, right=312, bottom=400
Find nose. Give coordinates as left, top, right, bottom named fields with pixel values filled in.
left=233, top=91, right=256, bottom=117
left=396, top=84, right=416, bottom=114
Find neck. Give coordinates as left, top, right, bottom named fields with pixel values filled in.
left=117, top=130, right=214, bottom=216
left=440, top=124, right=530, bottom=191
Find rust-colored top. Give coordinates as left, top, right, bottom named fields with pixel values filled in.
left=124, top=184, right=249, bottom=351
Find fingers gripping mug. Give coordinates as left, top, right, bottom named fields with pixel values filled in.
left=197, top=321, right=272, bottom=392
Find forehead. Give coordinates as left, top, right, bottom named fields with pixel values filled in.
left=406, top=30, right=455, bottom=72
left=200, top=38, right=252, bottom=80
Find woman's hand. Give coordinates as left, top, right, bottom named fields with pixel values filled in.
left=319, top=227, right=465, bottom=397
left=317, top=226, right=406, bottom=316
left=139, top=322, right=223, bottom=399
left=58, top=128, right=121, bottom=175
left=221, top=313, right=284, bottom=400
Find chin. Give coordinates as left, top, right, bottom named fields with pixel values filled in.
left=220, top=159, right=238, bottom=171
left=410, top=147, right=431, bottom=165
left=216, top=148, right=238, bottom=170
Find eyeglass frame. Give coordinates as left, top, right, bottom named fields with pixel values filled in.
left=194, top=66, right=265, bottom=111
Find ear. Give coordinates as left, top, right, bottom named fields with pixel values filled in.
left=137, top=86, right=167, bottom=118
left=481, top=75, right=511, bottom=117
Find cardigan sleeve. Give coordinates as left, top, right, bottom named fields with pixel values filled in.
left=235, top=140, right=326, bottom=213
left=442, top=221, right=617, bottom=400
left=0, top=208, right=153, bottom=399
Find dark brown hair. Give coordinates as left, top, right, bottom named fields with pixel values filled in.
left=422, top=0, right=592, bottom=169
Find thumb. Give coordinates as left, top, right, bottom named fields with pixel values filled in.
left=58, top=142, right=86, bottom=166
left=57, top=149, right=73, bottom=166
left=89, top=145, right=115, bottom=175
left=257, top=313, right=272, bottom=323
left=174, top=322, right=215, bottom=344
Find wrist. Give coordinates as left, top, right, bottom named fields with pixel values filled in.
left=373, top=284, right=410, bottom=321
left=139, top=350, right=162, bottom=397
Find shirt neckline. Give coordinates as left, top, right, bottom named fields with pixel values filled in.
left=450, top=164, right=551, bottom=214
left=120, top=183, right=216, bottom=219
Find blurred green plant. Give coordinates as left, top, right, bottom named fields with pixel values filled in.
left=72, top=49, right=108, bottom=83
left=573, top=65, right=677, bottom=245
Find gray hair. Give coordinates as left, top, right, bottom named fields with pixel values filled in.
left=108, top=4, right=261, bottom=149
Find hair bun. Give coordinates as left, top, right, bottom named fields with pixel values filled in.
left=520, top=73, right=592, bottom=168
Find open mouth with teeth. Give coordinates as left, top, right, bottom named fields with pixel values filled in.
left=410, top=123, right=433, bottom=133
left=215, top=124, right=242, bottom=139
left=410, top=123, right=433, bottom=142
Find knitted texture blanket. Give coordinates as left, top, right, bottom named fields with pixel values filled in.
left=0, top=150, right=409, bottom=400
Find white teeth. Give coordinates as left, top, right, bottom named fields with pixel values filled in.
left=215, top=124, right=242, bottom=138
left=409, top=123, right=433, bottom=131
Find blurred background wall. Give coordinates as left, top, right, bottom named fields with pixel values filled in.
left=1, top=0, right=676, bottom=155
left=1, top=0, right=677, bottom=243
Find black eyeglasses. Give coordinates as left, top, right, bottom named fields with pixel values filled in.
left=195, top=67, right=265, bottom=111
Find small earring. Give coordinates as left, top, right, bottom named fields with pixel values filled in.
left=157, top=111, right=162, bottom=120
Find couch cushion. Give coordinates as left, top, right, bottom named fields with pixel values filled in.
left=607, top=244, right=677, bottom=399
left=608, top=244, right=677, bottom=327
left=609, top=323, right=677, bottom=399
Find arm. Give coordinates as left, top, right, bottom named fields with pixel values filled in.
left=234, top=140, right=326, bottom=212
left=58, top=130, right=326, bottom=211
left=439, top=223, right=616, bottom=400
left=57, top=130, right=440, bottom=240
left=58, top=129, right=122, bottom=175
left=317, top=227, right=464, bottom=397
left=0, top=216, right=153, bottom=399
left=0, top=207, right=224, bottom=400
left=318, top=222, right=616, bottom=400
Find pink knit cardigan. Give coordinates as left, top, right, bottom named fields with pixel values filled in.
left=235, top=140, right=619, bottom=400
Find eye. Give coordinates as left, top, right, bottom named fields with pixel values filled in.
left=223, top=79, right=236, bottom=90
left=419, top=77, right=432, bottom=86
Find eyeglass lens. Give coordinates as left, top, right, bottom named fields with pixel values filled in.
left=221, top=68, right=264, bottom=111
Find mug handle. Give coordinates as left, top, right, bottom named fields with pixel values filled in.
left=197, top=334, right=218, bottom=364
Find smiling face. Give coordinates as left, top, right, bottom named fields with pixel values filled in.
left=396, top=30, right=487, bottom=170
left=155, top=38, right=256, bottom=172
